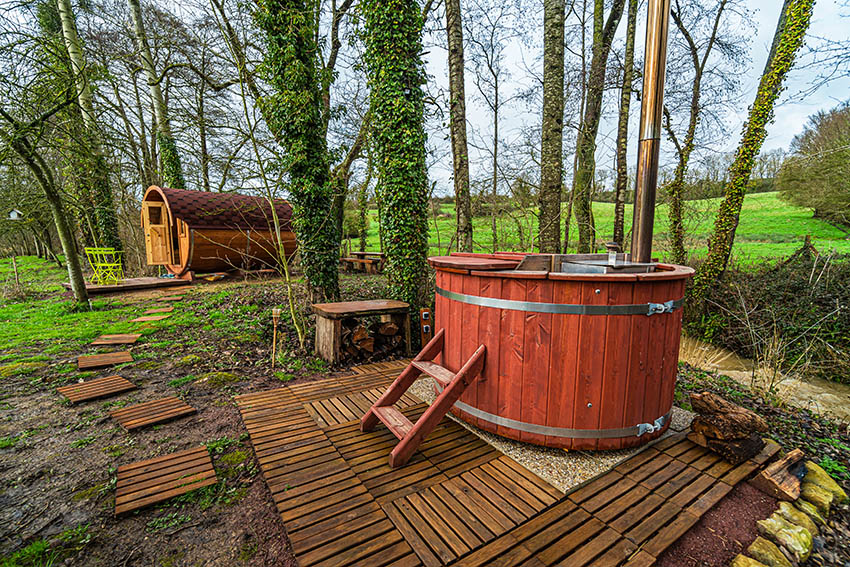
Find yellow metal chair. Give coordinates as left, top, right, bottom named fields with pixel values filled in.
left=85, top=247, right=125, bottom=285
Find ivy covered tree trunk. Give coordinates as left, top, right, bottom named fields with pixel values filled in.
left=56, top=0, right=122, bottom=251
left=445, top=0, right=473, bottom=252
left=256, top=0, right=339, bottom=302
left=613, top=0, right=637, bottom=250
left=538, top=0, right=565, bottom=253
left=363, top=0, right=430, bottom=310
left=690, top=0, right=814, bottom=307
left=573, top=0, right=626, bottom=253
left=128, top=0, right=185, bottom=190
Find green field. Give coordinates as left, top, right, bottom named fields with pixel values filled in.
left=350, top=192, right=850, bottom=265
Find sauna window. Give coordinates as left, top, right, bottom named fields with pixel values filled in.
left=148, top=206, right=162, bottom=225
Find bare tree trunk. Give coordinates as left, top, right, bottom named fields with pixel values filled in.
left=0, top=110, right=88, bottom=307
left=198, top=81, right=211, bottom=191
left=128, top=0, right=186, bottom=189
left=691, top=0, right=814, bottom=306
left=446, top=0, right=473, bottom=252
left=664, top=0, right=729, bottom=264
left=56, top=0, right=122, bottom=250
left=491, top=81, right=499, bottom=253
left=538, top=0, right=565, bottom=253
left=573, top=0, right=626, bottom=253
left=613, top=0, right=637, bottom=250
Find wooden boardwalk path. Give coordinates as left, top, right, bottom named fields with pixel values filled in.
left=236, top=365, right=779, bottom=567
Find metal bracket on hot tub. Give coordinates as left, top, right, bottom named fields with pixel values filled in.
left=647, top=300, right=675, bottom=316
left=636, top=414, right=669, bottom=437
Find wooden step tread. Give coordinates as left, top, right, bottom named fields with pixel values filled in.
left=131, top=314, right=171, bottom=323
left=373, top=406, right=414, bottom=440
left=110, top=397, right=196, bottom=430
left=91, top=334, right=141, bottom=346
left=115, top=445, right=216, bottom=515
left=57, top=375, right=136, bottom=403
left=412, top=360, right=454, bottom=387
left=77, top=351, right=133, bottom=370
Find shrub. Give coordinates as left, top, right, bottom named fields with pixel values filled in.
left=686, top=251, right=850, bottom=383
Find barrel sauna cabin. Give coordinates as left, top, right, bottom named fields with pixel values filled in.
left=141, top=185, right=296, bottom=279
left=429, top=252, right=694, bottom=451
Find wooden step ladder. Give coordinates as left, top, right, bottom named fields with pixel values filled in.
left=361, top=328, right=486, bottom=468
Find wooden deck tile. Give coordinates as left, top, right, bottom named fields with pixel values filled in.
left=110, top=397, right=196, bottom=430
left=115, top=445, right=216, bottom=514
left=144, top=306, right=174, bottom=314
left=91, top=334, right=141, bottom=346
left=57, top=375, right=136, bottom=403
left=131, top=314, right=171, bottom=322
left=235, top=369, right=774, bottom=567
left=77, top=351, right=133, bottom=370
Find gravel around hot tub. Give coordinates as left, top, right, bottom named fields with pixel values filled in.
left=408, top=378, right=695, bottom=494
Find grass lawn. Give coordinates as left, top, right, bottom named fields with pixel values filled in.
left=348, top=191, right=850, bottom=266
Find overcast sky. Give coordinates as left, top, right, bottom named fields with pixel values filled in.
left=735, top=0, right=849, bottom=152
left=421, top=0, right=850, bottom=193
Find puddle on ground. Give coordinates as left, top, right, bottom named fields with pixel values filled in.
left=679, top=335, right=850, bottom=424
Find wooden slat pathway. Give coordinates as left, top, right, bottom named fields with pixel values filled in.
left=236, top=366, right=780, bottom=567
left=144, top=306, right=174, bottom=314
left=77, top=351, right=133, bottom=369
left=58, top=375, right=136, bottom=403
left=131, top=314, right=171, bottom=323
left=306, top=387, right=420, bottom=428
left=110, top=397, right=196, bottom=430
left=453, top=435, right=780, bottom=567
left=158, top=295, right=185, bottom=302
left=91, top=334, right=141, bottom=346
left=115, top=445, right=217, bottom=515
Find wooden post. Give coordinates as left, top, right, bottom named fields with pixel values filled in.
left=11, top=256, right=20, bottom=288
left=271, top=308, right=281, bottom=368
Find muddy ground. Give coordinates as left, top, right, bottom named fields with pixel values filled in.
left=0, top=277, right=384, bottom=566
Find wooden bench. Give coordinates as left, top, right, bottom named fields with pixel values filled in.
left=312, top=300, right=411, bottom=364
left=351, top=251, right=386, bottom=269
left=340, top=257, right=380, bottom=274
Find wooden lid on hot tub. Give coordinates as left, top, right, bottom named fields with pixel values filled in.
left=428, top=253, right=694, bottom=281
left=428, top=254, right=522, bottom=271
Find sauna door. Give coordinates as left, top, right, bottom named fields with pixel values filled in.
left=142, top=202, right=172, bottom=265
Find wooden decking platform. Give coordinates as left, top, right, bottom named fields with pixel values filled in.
left=62, top=277, right=188, bottom=296
left=115, top=445, right=217, bottom=515
left=110, top=397, right=196, bottom=430
left=236, top=367, right=780, bottom=567
left=57, top=375, right=136, bottom=403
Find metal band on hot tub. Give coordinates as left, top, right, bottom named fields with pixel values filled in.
left=436, top=286, right=684, bottom=316
left=435, top=383, right=671, bottom=438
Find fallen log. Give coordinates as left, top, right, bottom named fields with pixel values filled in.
left=690, top=391, right=768, bottom=440
left=706, top=432, right=766, bottom=465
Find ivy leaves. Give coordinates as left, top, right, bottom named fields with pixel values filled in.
left=256, top=0, right=339, bottom=301
left=362, top=0, right=430, bottom=311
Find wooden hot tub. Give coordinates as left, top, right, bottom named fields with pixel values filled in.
left=429, top=252, right=694, bottom=450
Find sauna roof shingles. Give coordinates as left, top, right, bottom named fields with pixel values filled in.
left=157, top=186, right=292, bottom=231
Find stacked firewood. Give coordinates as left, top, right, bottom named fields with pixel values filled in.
left=688, top=391, right=769, bottom=465
left=340, top=317, right=403, bottom=363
